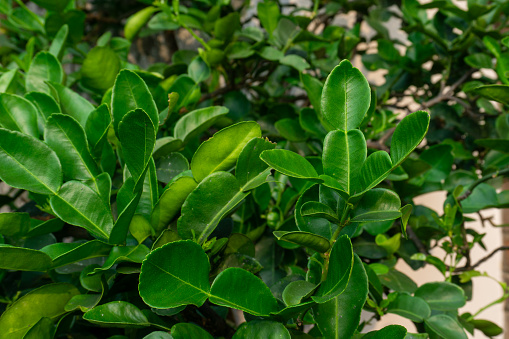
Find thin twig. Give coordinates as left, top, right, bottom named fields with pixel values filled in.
left=455, top=246, right=509, bottom=272
left=458, top=167, right=509, bottom=201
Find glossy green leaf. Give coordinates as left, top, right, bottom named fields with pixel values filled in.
left=153, top=137, right=184, bottom=160
left=414, top=282, right=466, bottom=310
left=0, top=212, right=30, bottom=237
left=135, top=157, right=159, bottom=219
left=173, top=106, right=229, bottom=144
left=236, top=137, right=276, bottom=190
left=390, top=111, right=430, bottom=167
left=41, top=240, right=111, bottom=268
left=425, top=314, right=467, bottom=339
left=233, top=321, right=290, bottom=339
left=25, top=92, right=60, bottom=122
left=65, top=294, right=102, bottom=313
left=357, top=150, right=392, bottom=193
left=119, top=109, right=156, bottom=188
left=139, top=240, right=211, bottom=308
left=210, top=267, right=279, bottom=316
left=363, top=325, right=407, bottom=339
left=45, top=114, right=100, bottom=181
left=125, top=7, right=159, bottom=41
left=0, top=283, right=79, bottom=339
left=26, top=218, right=63, bottom=238
left=188, top=56, right=210, bottom=83
left=94, top=244, right=149, bottom=272
left=0, top=245, right=53, bottom=271
left=319, top=174, right=349, bottom=200
left=282, top=280, right=316, bottom=306
left=191, top=122, right=261, bottom=182
left=471, top=319, right=503, bottom=337
left=0, top=128, right=62, bottom=195
left=151, top=176, right=197, bottom=234
left=112, top=69, right=159, bottom=136
left=473, top=85, right=509, bottom=105
left=261, top=149, right=322, bottom=182
left=129, top=215, right=153, bottom=244
left=400, top=204, right=412, bottom=238
left=81, top=46, right=120, bottom=92
left=83, top=301, right=154, bottom=328
left=300, top=73, right=323, bottom=118
left=0, top=93, right=39, bottom=137
left=26, top=52, right=63, bottom=94
left=257, top=1, right=280, bottom=35
left=379, top=269, right=417, bottom=294
left=323, top=129, right=366, bottom=194
left=351, top=188, right=401, bottom=222
left=85, top=104, right=111, bottom=159
left=301, top=201, right=339, bottom=223
left=50, top=181, right=113, bottom=240
left=48, top=24, right=68, bottom=58
left=110, top=177, right=143, bottom=244
left=295, top=184, right=336, bottom=238
left=22, top=317, right=54, bottom=339
left=314, top=254, right=368, bottom=338
left=321, top=60, right=370, bottom=131
left=375, top=233, right=401, bottom=254
left=273, top=231, right=330, bottom=253
left=171, top=323, right=212, bottom=338
left=49, top=83, right=94, bottom=128
left=0, top=70, right=17, bottom=94
left=178, top=172, right=248, bottom=244
left=387, top=294, right=431, bottom=322
left=313, top=235, right=354, bottom=303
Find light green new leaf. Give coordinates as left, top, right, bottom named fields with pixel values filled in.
left=314, top=254, right=368, bottom=338
left=387, top=294, right=431, bottom=322
left=233, top=321, right=291, bottom=339
left=351, top=188, right=401, bottom=222
left=81, top=46, right=120, bottom=92
left=0, top=93, right=39, bottom=137
left=111, top=69, right=159, bottom=136
left=50, top=181, right=114, bottom=240
left=125, top=6, right=159, bottom=41
left=357, top=150, right=392, bottom=193
left=139, top=240, right=211, bottom=308
left=26, top=52, right=63, bottom=94
left=49, top=83, right=95, bottom=128
left=151, top=176, right=197, bottom=234
left=0, top=283, right=79, bottom=339
left=191, top=122, right=261, bottom=182
left=313, top=235, right=354, bottom=303
left=41, top=240, right=112, bottom=268
left=301, top=201, right=339, bottom=223
left=0, top=128, right=62, bottom=195
left=321, top=60, right=371, bottom=131
left=129, top=215, right=153, bottom=244
left=0, top=245, right=53, bottom=271
left=323, top=129, right=366, bottom=194
left=210, top=267, right=279, bottom=316
left=45, top=114, right=100, bottom=181
left=260, top=149, right=322, bottom=182
left=273, top=231, right=330, bottom=253
left=400, top=204, right=412, bottom=238
left=236, top=137, right=276, bottom=190
left=119, top=109, right=156, bottom=188
left=425, top=315, right=467, bottom=339
left=390, top=111, right=430, bottom=167
left=83, top=301, right=153, bottom=328
left=414, top=282, right=466, bottom=310
left=173, top=106, right=229, bottom=144
left=178, top=172, right=248, bottom=244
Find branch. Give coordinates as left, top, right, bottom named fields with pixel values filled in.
left=455, top=246, right=509, bottom=272
left=457, top=167, right=509, bottom=201
left=420, top=69, right=475, bottom=110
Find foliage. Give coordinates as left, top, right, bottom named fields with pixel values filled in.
left=0, top=0, right=509, bottom=338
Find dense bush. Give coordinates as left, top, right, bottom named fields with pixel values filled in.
left=1, top=0, right=509, bottom=338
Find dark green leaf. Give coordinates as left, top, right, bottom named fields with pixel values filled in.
left=414, top=282, right=466, bottom=310
left=282, top=280, right=316, bottom=306
left=41, top=240, right=111, bottom=268
left=474, top=85, right=509, bottom=105
left=387, top=294, right=431, bottom=322
left=351, top=188, right=401, bottom=222
left=425, top=314, right=467, bottom=339
left=83, top=301, right=153, bottom=328
left=273, top=231, right=330, bottom=253
left=0, top=245, right=53, bottom=271
left=363, top=325, right=407, bottom=339
left=390, top=111, right=430, bottom=167
left=49, top=83, right=94, bottom=128
left=0, top=212, right=30, bottom=237
left=171, top=323, right=213, bottom=339
left=26, top=52, right=63, bottom=94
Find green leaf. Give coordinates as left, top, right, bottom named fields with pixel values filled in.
left=420, top=144, right=453, bottom=182
left=363, top=325, right=407, bottom=339
left=387, top=294, right=431, bottom=322
left=275, top=118, right=307, bottom=142
left=139, top=240, right=210, bottom=308
left=173, top=106, right=229, bottom=144
left=94, top=244, right=149, bottom=273
left=300, top=73, right=323, bottom=118
left=151, top=176, right=197, bottom=234
left=414, top=282, right=466, bottom=310
left=214, top=12, right=240, bottom=41
left=0, top=128, right=62, bottom=195
left=191, top=122, right=261, bottom=183
left=41, top=240, right=111, bottom=268
left=144, top=331, right=173, bottom=339
left=314, top=254, right=368, bottom=338
left=188, top=56, right=210, bottom=83
left=474, top=85, right=509, bottom=105
left=153, top=137, right=184, bottom=160
left=26, top=52, right=63, bottom=94
left=236, top=138, right=275, bottom=190
left=282, top=280, right=316, bottom=306
left=400, top=204, right=412, bottom=238
left=210, top=267, right=279, bottom=316
left=110, top=177, right=143, bottom=245
left=313, top=235, right=354, bottom=303
left=26, top=218, right=63, bottom=238
left=471, top=319, right=503, bottom=337
left=323, top=129, right=366, bottom=194
left=379, top=269, right=417, bottom=294
left=81, top=46, right=120, bottom=92
left=124, top=7, right=159, bottom=41
left=45, top=114, right=100, bottom=181
left=178, top=172, right=248, bottom=244
left=295, top=184, right=337, bottom=238
left=48, top=24, right=68, bottom=59
left=280, top=55, right=310, bottom=72
left=301, top=201, right=339, bottom=223
left=172, top=323, right=213, bottom=339
left=0, top=70, right=18, bottom=94
left=112, top=69, right=159, bottom=136
left=258, top=46, right=284, bottom=61
left=257, top=2, right=280, bottom=36
left=0, top=245, right=53, bottom=271
left=50, top=181, right=113, bottom=240
left=321, top=60, right=371, bottom=131
left=129, top=215, right=153, bottom=244
left=85, top=104, right=111, bottom=159
left=83, top=301, right=154, bottom=328
left=49, top=83, right=94, bottom=128
left=0, top=93, right=39, bottom=138
left=0, top=212, right=30, bottom=237
left=119, top=109, right=156, bottom=188
left=390, top=111, right=430, bottom=167
left=357, top=150, right=392, bottom=193
left=425, top=314, right=467, bottom=339
left=464, top=53, right=492, bottom=69
left=273, top=231, right=330, bottom=253
left=30, top=0, right=69, bottom=11
left=375, top=233, right=401, bottom=254
left=233, top=321, right=291, bottom=339
left=260, top=149, right=322, bottom=182
left=0, top=283, right=79, bottom=339
left=351, top=188, right=401, bottom=222
left=22, top=317, right=54, bottom=339
left=25, top=92, right=60, bottom=122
